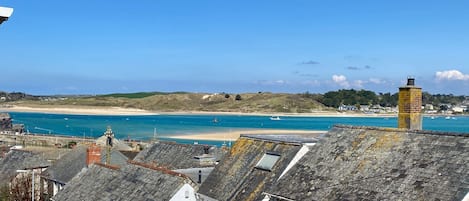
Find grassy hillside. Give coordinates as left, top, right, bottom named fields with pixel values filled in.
left=13, top=92, right=328, bottom=113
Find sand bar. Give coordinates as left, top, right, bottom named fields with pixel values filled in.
left=0, top=105, right=159, bottom=116
left=1, top=105, right=398, bottom=117
left=166, top=129, right=326, bottom=141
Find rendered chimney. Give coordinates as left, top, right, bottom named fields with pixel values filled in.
left=86, top=143, right=101, bottom=166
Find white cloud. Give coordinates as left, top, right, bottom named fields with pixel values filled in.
left=332, top=74, right=350, bottom=88
left=352, top=80, right=365, bottom=88
left=369, top=78, right=385, bottom=84
left=435, top=70, right=469, bottom=81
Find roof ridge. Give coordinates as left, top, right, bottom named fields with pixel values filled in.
left=127, top=160, right=190, bottom=180
left=333, top=124, right=469, bottom=137
left=94, top=162, right=120, bottom=170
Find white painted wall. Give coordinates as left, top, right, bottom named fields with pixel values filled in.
left=170, top=183, right=196, bottom=201
left=278, top=143, right=315, bottom=180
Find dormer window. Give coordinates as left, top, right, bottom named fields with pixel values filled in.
left=255, top=152, right=280, bottom=171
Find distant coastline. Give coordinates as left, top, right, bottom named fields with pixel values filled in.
left=0, top=105, right=402, bottom=117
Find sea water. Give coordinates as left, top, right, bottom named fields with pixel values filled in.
left=6, top=112, right=469, bottom=145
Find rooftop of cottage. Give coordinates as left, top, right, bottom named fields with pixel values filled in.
left=266, top=125, right=469, bottom=201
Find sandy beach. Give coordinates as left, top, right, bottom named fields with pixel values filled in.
left=166, top=129, right=326, bottom=141
left=0, top=104, right=398, bottom=117
left=0, top=105, right=159, bottom=115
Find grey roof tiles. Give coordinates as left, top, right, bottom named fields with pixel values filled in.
left=267, top=125, right=469, bottom=201
left=52, top=161, right=192, bottom=201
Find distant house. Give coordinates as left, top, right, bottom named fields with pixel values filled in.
left=338, top=105, right=357, bottom=111
left=264, top=125, right=469, bottom=201
left=424, top=104, right=434, bottom=110
left=452, top=106, right=464, bottom=113
left=51, top=161, right=198, bottom=201
left=197, top=133, right=319, bottom=201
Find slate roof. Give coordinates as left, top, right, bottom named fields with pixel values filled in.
left=0, top=149, right=50, bottom=186
left=118, top=150, right=139, bottom=160
left=52, top=161, right=193, bottom=201
left=267, top=125, right=469, bottom=201
left=42, top=146, right=88, bottom=184
left=134, top=141, right=226, bottom=169
left=43, top=146, right=132, bottom=184
left=198, top=134, right=313, bottom=201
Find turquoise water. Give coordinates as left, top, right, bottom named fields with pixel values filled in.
left=7, top=112, right=469, bottom=145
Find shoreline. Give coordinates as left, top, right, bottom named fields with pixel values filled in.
left=0, top=105, right=399, bottom=117
left=1, top=105, right=466, bottom=118
left=165, top=129, right=326, bottom=141
left=0, top=105, right=159, bottom=116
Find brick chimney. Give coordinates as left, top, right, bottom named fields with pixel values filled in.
left=86, top=143, right=101, bottom=166
left=398, top=77, right=422, bottom=130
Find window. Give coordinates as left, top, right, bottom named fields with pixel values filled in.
left=255, top=152, right=280, bottom=171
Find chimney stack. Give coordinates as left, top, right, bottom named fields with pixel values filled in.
left=398, top=77, right=422, bottom=130
left=86, top=143, right=101, bottom=166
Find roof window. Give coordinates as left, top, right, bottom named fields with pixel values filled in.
left=255, top=152, right=280, bottom=171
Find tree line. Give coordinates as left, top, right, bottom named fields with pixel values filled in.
left=302, top=89, right=466, bottom=108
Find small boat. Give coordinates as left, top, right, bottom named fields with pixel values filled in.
left=270, top=116, right=281, bottom=121
left=445, top=116, right=451, bottom=120
left=212, top=118, right=219, bottom=123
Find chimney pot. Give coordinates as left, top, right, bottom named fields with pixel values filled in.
left=407, top=77, right=415, bottom=86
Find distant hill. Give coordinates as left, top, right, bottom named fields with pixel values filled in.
left=11, top=92, right=327, bottom=113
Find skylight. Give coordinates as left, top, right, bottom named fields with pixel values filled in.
left=255, top=153, right=280, bottom=171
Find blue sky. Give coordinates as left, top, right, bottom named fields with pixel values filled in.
left=1, top=1, right=468, bottom=95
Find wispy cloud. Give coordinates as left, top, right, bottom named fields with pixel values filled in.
left=353, top=80, right=365, bottom=88
left=369, top=78, right=386, bottom=84
left=257, top=79, right=288, bottom=85
left=435, top=70, right=469, bottom=81
left=345, top=65, right=372, bottom=70
left=293, top=71, right=318, bottom=77
left=299, top=60, right=320, bottom=65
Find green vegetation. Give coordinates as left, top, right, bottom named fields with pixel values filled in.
left=99, top=91, right=188, bottom=99
left=320, top=89, right=379, bottom=108
left=422, top=92, right=466, bottom=106
left=317, top=89, right=466, bottom=108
